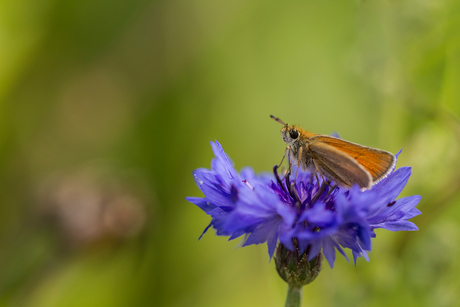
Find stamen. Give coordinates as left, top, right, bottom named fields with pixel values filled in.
left=274, top=165, right=288, bottom=195
left=310, top=181, right=327, bottom=207
left=285, top=173, right=295, bottom=199
left=290, top=183, right=302, bottom=208
left=242, top=179, right=254, bottom=190
left=325, top=183, right=338, bottom=198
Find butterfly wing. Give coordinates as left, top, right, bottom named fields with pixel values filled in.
left=309, top=135, right=395, bottom=184
left=307, top=142, right=373, bottom=188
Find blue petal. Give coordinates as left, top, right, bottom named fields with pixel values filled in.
left=202, top=184, right=234, bottom=206
left=297, top=238, right=311, bottom=254
left=224, top=213, right=261, bottom=233
left=307, top=241, right=322, bottom=261
left=357, top=224, right=372, bottom=251
left=373, top=167, right=411, bottom=203
left=368, top=195, right=422, bottom=225
left=211, top=141, right=240, bottom=182
left=333, top=241, right=349, bottom=262
left=389, top=195, right=421, bottom=212
left=330, top=132, right=341, bottom=138
left=361, top=249, right=369, bottom=262
left=322, top=238, right=337, bottom=268
left=305, top=202, right=337, bottom=225
left=352, top=251, right=359, bottom=266
left=352, top=249, right=369, bottom=266
left=275, top=202, right=297, bottom=226
left=198, top=223, right=213, bottom=240
left=228, top=229, right=246, bottom=240
left=267, top=230, right=279, bottom=259
left=186, top=197, right=216, bottom=213
left=243, top=217, right=281, bottom=247
left=207, top=206, right=232, bottom=218
left=375, top=221, right=419, bottom=231
left=240, top=167, right=274, bottom=186
left=279, top=233, right=296, bottom=251
left=404, top=208, right=422, bottom=219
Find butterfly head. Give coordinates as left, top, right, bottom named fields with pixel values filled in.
left=280, top=125, right=301, bottom=146
left=270, top=115, right=301, bottom=146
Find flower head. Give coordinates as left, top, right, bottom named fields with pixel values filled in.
left=186, top=141, right=421, bottom=267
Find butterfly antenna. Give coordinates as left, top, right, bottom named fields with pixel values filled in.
left=270, top=115, right=288, bottom=126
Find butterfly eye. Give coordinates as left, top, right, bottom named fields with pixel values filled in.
left=290, top=130, right=299, bottom=139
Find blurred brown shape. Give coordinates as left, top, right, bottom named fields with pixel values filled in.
left=38, top=167, right=148, bottom=249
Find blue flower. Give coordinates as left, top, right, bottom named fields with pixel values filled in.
left=186, top=141, right=421, bottom=267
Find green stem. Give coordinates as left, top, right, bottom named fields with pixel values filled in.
left=285, top=285, right=302, bottom=307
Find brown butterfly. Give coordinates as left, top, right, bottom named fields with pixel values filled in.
left=271, top=115, right=395, bottom=189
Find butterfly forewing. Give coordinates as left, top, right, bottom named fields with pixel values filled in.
left=309, top=136, right=395, bottom=182
left=308, top=142, right=372, bottom=188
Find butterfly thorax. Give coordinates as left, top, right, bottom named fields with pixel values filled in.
left=280, top=125, right=318, bottom=170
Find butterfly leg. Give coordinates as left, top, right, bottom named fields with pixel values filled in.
left=276, top=147, right=291, bottom=181
left=276, top=146, right=289, bottom=169
left=293, top=146, right=302, bottom=186
left=287, top=146, right=293, bottom=174
left=314, top=172, right=321, bottom=186
left=281, top=147, right=293, bottom=181
left=312, top=160, right=328, bottom=186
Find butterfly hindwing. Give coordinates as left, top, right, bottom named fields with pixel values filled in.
left=307, top=141, right=372, bottom=188
left=309, top=135, right=395, bottom=183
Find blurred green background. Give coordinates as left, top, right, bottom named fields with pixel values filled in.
left=1, top=0, right=460, bottom=306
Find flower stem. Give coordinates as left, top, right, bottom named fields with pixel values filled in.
left=285, top=285, right=302, bottom=307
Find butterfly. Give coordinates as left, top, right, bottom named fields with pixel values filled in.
left=271, top=115, right=395, bottom=189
